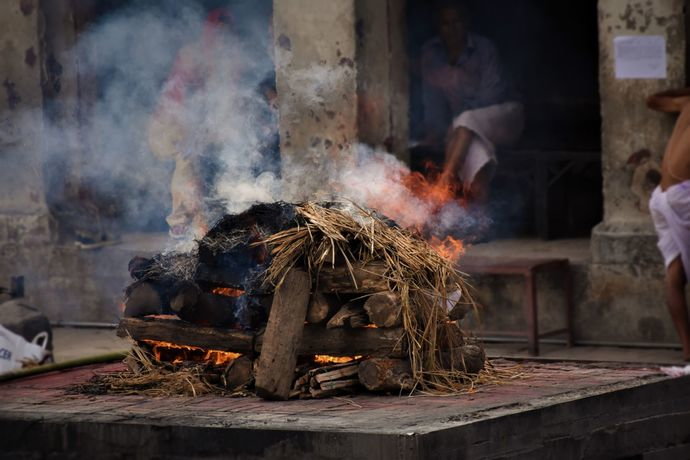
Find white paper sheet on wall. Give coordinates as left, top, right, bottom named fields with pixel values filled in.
left=614, top=35, right=667, bottom=79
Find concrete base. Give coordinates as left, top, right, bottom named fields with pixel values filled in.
left=591, top=222, right=661, bottom=268
left=0, top=361, right=688, bottom=459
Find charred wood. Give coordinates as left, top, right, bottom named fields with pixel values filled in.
left=175, top=292, right=238, bottom=327
left=118, top=317, right=406, bottom=357
left=169, top=281, right=201, bottom=315
left=123, top=281, right=162, bottom=318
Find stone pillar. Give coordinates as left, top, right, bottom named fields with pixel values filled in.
left=355, top=0, right=409, bottom=162
left=592, top=0, right=685, bottom=265
left=273, top=0, right=410, bottom=200
left=0, top=0, right=51, bottom=246
left=580, top=0, right=686, bottom=345
left=273, top=0, right=359, bottom=201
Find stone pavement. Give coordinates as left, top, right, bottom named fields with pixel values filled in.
left=2, top=358, right=689, bottom=459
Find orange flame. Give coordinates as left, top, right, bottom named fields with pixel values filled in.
left=212, top=287, right=245, bottom=297
left=313, top=355, right=362, bottom=364
left=141, top=339, right=241, bottom=366
left=344, top=155, right=468, bottom=260
left=429, top=236, right=465, bottom=263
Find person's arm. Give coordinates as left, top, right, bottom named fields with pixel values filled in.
left=647, top=88, right=690, bottom=113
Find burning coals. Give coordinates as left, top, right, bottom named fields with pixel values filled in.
left=102, top=201, right=489, bottom=400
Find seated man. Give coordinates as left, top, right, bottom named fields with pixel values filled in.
left=421, top=1, right=523, bottom=202
left=647, top=88, right=690, bottom=361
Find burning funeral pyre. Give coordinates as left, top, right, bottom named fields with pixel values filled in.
left=110, top=201, right=485, bottom=400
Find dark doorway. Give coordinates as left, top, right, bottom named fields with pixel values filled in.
left=407, top=0, right=602, bottom=239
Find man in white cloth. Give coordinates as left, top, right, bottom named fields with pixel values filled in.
left=421, top=1, right=523, bottom=202
left=647, top=88, right=690, bottom=361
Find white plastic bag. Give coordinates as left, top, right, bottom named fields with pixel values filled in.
left=0, top=324, right=48, bottom=374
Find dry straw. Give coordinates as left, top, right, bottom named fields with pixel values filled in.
left=258, top=202, right=479, bottom=393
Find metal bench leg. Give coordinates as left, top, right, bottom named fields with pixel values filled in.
left=564, top=264, right=574, bottom=347
left=524, top=272, right=539, bottom=356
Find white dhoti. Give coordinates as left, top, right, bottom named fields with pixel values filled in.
left=452, top=101, right=525, bottom=183
left=649, top=180, right=690, bottom=275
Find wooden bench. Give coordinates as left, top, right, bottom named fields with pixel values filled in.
left=457, top=256, right=574, bottom=356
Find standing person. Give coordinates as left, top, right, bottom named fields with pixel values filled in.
left=647, top=88, right=690, bottom=361
left=147, top=7, right=236, bottom=239
left=421, top=1, right=523, bottom=202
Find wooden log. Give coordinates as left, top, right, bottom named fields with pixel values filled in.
left=437, top=321, right=465, bottom=350
left=441, top=344, right=486, bottom=374
left=317, top=261, right=389, bottom=293
left=254, top=269, right=311, bottom=400
left=123, top=282, right=162, bottom=318
left=358, top=358, right=414, bottom=392
left=169, top=281, right=201, bottom=314
left=118, top=317, right=255, bottom=351
left=223, top=356, right=253, bottom=390
left=363, top=291, right=402, bottom=327
left=306, top=292, right=340, bottom=324
left=326, top=301, right=368, bottom=329
left=175, top=292, right=237, bottom=327
left=117, top=317, right=406, bottom=357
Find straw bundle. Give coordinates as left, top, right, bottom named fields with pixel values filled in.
left=257, top=202, right=479, bottom=392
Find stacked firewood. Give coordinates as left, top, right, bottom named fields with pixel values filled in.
left=118, top=202, right=486, bottom=400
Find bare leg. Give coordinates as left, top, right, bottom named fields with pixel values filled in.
left=441, top=126, right=474, bottom=186
left=665, top=257, right=690, bottom=360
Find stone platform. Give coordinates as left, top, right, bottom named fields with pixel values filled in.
left=1, top=359, right=689, bottom=459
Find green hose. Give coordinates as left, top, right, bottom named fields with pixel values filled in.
left=0, top=350, right=129, bottom=383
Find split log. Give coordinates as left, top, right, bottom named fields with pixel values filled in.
left=255, top=269, right=311, bottom=400
left=441, top=344, right=486, bottom=374
left=123, top=282, right=162, bottom=317
left=326, top=301, right=368, bottom=329
left=117, top=317, right=406, bottom=357
left=358, top=358, right=414, bottom=392
left=317, top=261, right=389, bottom=293
left=313, top=363, right=359, bottom=385
left=306, top=292, right=340, bottom=324
left=363, top=291, right=402, bottom=327
left=318, top=379, right=359, bottom=391
left=223, top=356, right=253, bottom=390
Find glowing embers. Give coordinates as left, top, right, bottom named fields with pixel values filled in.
left=313, top=355, right=363, bottom=364
left=141, top=339, right=241, bottom=366
left=428, top=235, right=465, bottom=263
left=211, top=286, right=245, bottom=297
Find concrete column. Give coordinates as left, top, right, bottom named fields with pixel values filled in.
left=355, top=0, right=409, bottom=162
left=273, top=0, right=359, bottom=201
left=592, top=0, right=685, bottom=265
left=0, top=0, right=51, bottom=244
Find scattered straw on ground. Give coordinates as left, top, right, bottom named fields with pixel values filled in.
left=74, top=344, right=247, bottom=398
